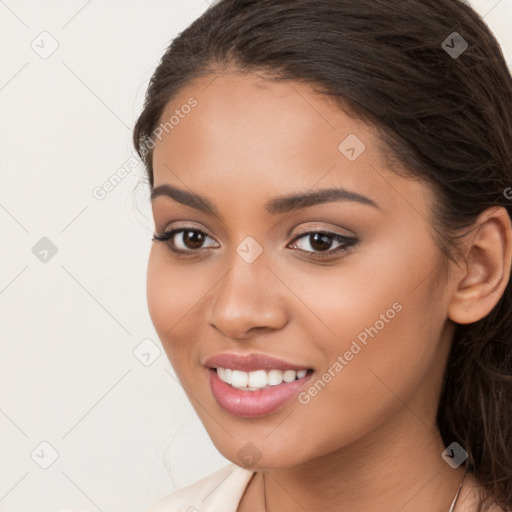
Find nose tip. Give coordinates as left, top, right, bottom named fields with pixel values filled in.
left=205, top=265, right=288, bottom=340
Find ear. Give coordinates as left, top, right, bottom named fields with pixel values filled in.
left=448, top=206, right=512, bottom=325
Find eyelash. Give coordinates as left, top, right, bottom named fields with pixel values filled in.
left=152, top=227, right=358, bottom=260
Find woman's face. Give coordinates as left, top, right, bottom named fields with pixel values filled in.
left=147, top=72, right=457, bottom=470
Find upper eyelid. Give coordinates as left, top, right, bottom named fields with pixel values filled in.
left=157, top=226, right=355, bottom=247
left=157, top=220, right=355, bottom=238
left=157, top=225, right=352, bottom=238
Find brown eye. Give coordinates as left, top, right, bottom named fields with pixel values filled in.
left=152, top=228, right=218, bottom=254
left=181, top=230, right=206, bottom=250
left=289, top=231, right=358, bottom=257
left=307, top=233, right=333, bottom=252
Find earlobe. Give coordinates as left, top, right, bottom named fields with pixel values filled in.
left=447, top=207, right=512, bottom=325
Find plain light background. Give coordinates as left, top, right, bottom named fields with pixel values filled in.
left=0, top=1, right=511, bottom=511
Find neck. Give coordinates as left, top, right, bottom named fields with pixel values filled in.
left=256, top=409, right=468, bottom=512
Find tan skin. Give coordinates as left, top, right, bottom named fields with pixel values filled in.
left=147, top=72, right=512, bottom=512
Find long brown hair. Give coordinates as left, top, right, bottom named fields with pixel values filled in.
left=132, top=1, right=512, bottom=509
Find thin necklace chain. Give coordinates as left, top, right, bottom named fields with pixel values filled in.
left=262, top=463, right=470, bottom=512
left=448, top=463, right=470, bottom=512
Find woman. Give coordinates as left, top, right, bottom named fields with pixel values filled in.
left=133, top=0, right=512, bottom=510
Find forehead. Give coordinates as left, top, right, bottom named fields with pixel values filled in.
left=151, top=72, right=433, bottom=223
left=154, top=71, right=376, bottom=147
left=154, top=73, right=378, bottom=177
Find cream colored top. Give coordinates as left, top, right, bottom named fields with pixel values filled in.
left=145, top=463, right=255, bottom=512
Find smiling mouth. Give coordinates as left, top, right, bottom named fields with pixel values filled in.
left=213, top=367, right=314, bottom=391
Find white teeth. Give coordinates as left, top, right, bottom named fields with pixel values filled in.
left=218, top=367, right=233, bottom=384
left=248, top=370, right=267, bottom=388
left=216, top=367, right=309, bottom=390
left=267, top=369, right=283, bottom=386
left=282, top=370, right=296, bottom=383
left=231, top=370, right=248, bottom=389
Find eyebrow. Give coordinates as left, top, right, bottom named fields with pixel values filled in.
left=150, top=183, right=379, bottom=215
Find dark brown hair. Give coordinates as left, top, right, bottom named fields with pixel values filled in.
left=132, top=1, right=512, bottom=510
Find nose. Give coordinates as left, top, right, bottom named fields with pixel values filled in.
left=205, top=258, right=288, bottom=340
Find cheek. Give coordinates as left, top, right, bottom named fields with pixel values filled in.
left=269, top=250, right=448, bottom=446
left=146, top=249, right=173, bottom=336
left=146, top=248, right=206, bottom=361
left=245, top=297, right=446, bottom=467
left=147, top=248, right=202, bottom=325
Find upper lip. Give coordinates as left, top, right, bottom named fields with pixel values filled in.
left=204, top=352, right=312, bottom=372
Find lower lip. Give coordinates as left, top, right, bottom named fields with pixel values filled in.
left=208, top=368, right=313, bottom=418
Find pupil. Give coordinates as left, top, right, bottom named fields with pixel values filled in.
left=185, top=230, right=204, bottom=249
left=311, top=233, right=331, bottom=251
